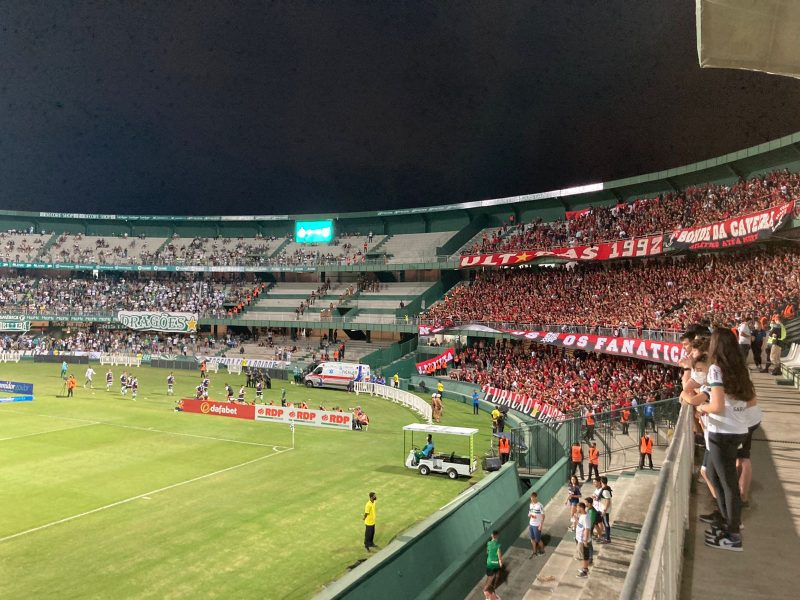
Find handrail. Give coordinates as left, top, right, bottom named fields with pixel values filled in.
left=619, top=401, right=694, bottom=600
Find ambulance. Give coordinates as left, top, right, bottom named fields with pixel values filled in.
left=304, top=362, right=371, bottom=389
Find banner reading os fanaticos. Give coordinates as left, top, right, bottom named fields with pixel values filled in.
left=117, top=311, right=198, bottom=332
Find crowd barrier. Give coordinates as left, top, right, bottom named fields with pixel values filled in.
left=99, top=353, right=142, bottom=367
left=0, top=351, right=21, bottom=363
left=620, top=402, right=694, bottom=600
left=353, top=381, right=432, bottom=423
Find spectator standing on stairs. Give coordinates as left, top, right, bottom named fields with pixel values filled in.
left=528, top=492, right=545, bottom=557
left=483, top=531, right=503, bottom=600
left=566, top=475, right=582, bottom=531
left=598, top=476, right=613, bottom=544
left=763, top=314, right=786, bottom=375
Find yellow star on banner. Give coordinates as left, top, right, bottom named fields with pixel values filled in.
left=187, top=318, right=198, bottom=331
left=515, top=252, right=532, bottom=263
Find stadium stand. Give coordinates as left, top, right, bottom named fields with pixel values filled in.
left=381, top=231, right=457, bottom=263
left=425, top=247, right=800, bottom=334
left=458, top=168, right=800, bottom=255
left=0, top=231, right=50, bottom=261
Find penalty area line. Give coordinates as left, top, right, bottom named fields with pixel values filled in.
left=0, top=446, right=293, bottom=544
left=0, top=409, right=288, bottom=449
left=0, top=422, right=100, bottom=442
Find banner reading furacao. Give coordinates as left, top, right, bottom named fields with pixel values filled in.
left=117, top=311, right=198, bottom=332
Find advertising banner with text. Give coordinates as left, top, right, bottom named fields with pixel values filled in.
left=665, top=200, right=795, bottom=252
left=181, top=399, right=255, bottom=420
left=459, top=235, right=664, bottom=268
left=254, top=405, right=353, bottom=430
left=482, top=384, right=565, bottom=430
left=415, top=347, right=455, bottom=375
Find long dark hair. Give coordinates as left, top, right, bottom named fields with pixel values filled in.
left=707, top=327, right=755, bottom=401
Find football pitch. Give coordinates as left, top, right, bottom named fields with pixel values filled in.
left=0, top=362, right=491, bottom=599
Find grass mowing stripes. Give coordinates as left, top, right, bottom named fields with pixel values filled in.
left=0, top=362, right=492, bottom=599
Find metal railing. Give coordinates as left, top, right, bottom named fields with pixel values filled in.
left=620, top=402, right=694, bottom=600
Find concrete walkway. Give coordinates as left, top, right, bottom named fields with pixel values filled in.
left=680, top=371, right=800, bottom=600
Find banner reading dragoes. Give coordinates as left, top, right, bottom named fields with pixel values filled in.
left=666, top=200, right=795, bottom=252
left=459, top=235, right=663, bottom=268
left=117, top=311, right=198, bottom=332
left=254, top=405, right=353, bottom=430
left=415, top=347, right=455, bottom=375
left=482, top=384, right=564, bottom=430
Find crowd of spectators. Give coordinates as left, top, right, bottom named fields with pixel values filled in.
left=448, top=340, right=678, bottom=416
left=462, top=169, right=800, bottom=255
left=0, top=274, right=262, bottom=318
left=426, top=246, right=800, bottom=334
left=0, top=329, right=240, bottom=355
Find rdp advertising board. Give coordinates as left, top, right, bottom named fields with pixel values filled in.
left=181, top=399, right=353, bottom=430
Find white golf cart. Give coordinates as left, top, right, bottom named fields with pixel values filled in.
left=403, top=423, right=479, bottom=480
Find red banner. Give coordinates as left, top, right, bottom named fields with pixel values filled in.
left=415, top=347, right=455, bottom=375
left=666, top=200, right=795, bottom=252
left=565, top=207, right=591, bottom=221
left=418, top=326, right=686, bottom=366
left=181, top=398, right=255, bottom=420
left=482, top=384, right=565, bottom=430
left=499, top=329, right=685, bottom=366
left=459, top=235, right=663, bottom=268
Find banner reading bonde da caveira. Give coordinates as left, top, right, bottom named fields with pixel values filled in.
left=415, top=347, right=455, bottom=375
left=665, top=200, right=795, bottom=252
left=117, top=311, right=198, bottom=332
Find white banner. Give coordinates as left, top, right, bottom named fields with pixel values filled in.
left=117, top=311, right=198, bottom=332
left=203, top=357, right=289, bottom=370
left=253, top=405, right=353, bottom=430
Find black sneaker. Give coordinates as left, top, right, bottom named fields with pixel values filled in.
left=699, top=510, right=722, bottom=524
left=577, top=569, right=588, bottom=578
left=705, top=533, right=742, bottom=552
left=705, top=523, right=725, bottom=538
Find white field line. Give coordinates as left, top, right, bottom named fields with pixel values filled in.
left=0, top=409, right=285, bottom=449
left=0, top=446, right=293, bottom=544
left=0, top=422, right=99, bottom=442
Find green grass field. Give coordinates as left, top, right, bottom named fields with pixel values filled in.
left=0, top=362, right=491, bottom=599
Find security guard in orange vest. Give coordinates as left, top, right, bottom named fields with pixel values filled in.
left=587, top=442, right=600, bottom=482
left=570, top=441, right=584, bottom=480
left=584, top=409, right=596, bottom=442
left=621, top=408, right=631, bottom=435
left=498, top=436, right=511, bottom=464
left=639, top=433, right=654, bottom=470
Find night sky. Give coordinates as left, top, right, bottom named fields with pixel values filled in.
left=1, top=1, right=800, bottom=217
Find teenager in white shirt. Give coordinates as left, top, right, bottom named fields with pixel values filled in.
left=528, top=492, right=545, bottom=557
left=683, top=328, right=757, bottom=552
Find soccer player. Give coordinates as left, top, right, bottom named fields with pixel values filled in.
left=238, top=386, right=246, bottom=403
left=84, top=366, right=96, bottom=388
left=255, top=379, right=263, bottom=403
left=195, top=384, right=204, bottom=400
left=202, top=376, right=210, bottom=399
left=105, top=369, right=114, bottom=391
left=167, top=372, right=175, bottom=395
left=131, top=377, right=138, bottom=401
left=225, top=383, right=234, bottom=402
left=120, top=371, right=128, bottom=396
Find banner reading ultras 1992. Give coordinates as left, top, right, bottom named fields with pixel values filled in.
left=458, top=201, right=796, bottom=268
